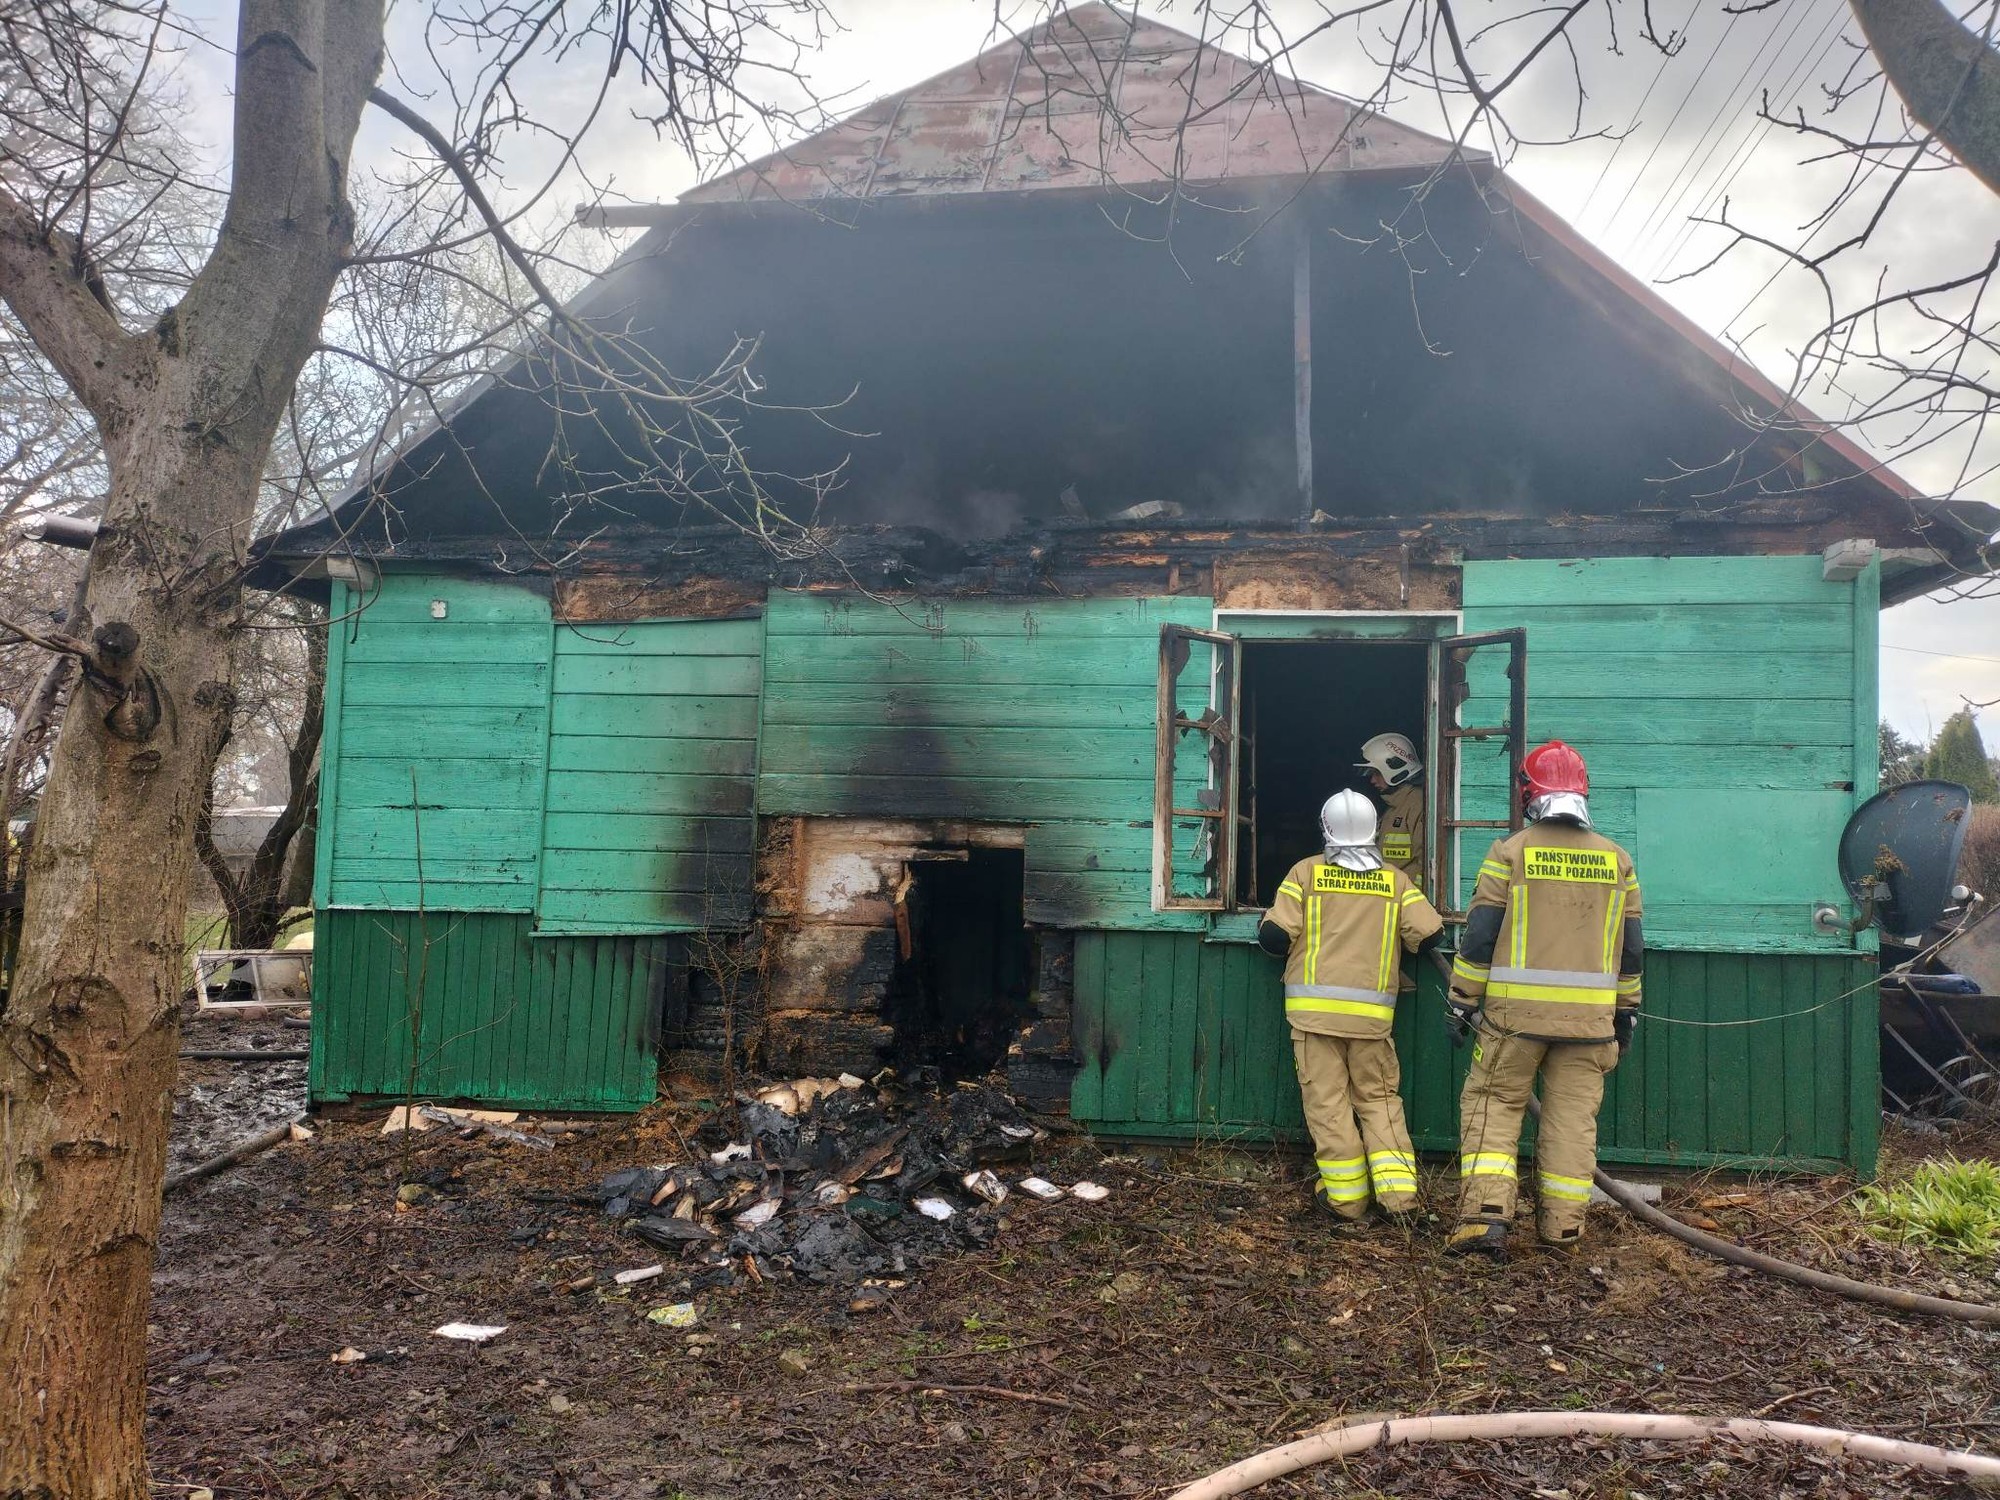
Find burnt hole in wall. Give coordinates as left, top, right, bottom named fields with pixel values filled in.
left=884, top=847, right=1033, bottom=1080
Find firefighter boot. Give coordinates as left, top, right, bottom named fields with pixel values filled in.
left=1444, top=1221, right=1509, bottom=1259
left=1313, top=1183, right=1371, bottom=1232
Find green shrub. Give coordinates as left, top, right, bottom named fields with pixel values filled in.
left=1857, top=1159, right=2000, bottom=1256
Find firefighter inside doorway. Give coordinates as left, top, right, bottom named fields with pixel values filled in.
left=1357, top=732, right=1426, bottom=893
left=1444, top=741, right=1645, bottom=1259
left=1259, top=791, right=1445, bottom=1226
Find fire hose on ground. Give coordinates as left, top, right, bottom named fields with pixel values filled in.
left=1167, top=1411, right=2000, bottom=1500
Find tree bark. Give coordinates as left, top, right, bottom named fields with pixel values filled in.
left=1852, top=0, right=2000, bottom=196
left=0, top=5, right=382, bottom=1495
left=193, top=614, right=324, bottom=952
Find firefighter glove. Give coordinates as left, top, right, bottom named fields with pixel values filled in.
left=1613, top=1009, right=1637, bottom=1056
left=1447, top=999, right=1478, bottom=1047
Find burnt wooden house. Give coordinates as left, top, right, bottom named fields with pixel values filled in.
left=270, top=5, right=1999, bottom=1172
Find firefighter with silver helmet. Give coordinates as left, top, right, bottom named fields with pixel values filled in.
left=1357, top=732, right=1426, bottom=891
left=1260, top=790, right=1444, bottom=1225
left=1445, top=740, right=1644, bottom=1258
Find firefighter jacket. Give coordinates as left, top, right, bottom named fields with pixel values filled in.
left=1268, top=857, right=1444, bottom=1038
left=1379, top=780, right=1426, bottom=888
left=1448, top=820, right=1643, bottom=1041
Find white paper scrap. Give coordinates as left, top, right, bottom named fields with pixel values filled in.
left=432, top=1322, right=507, bottom=1343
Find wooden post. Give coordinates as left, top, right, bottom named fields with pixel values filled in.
left=1293, top=226, right=1313, bottom=518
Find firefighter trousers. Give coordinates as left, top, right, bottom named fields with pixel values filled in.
left=1456, top=1032, right=1619, bottom=1242
left=1291, top=1030, right=1419, bottom=1218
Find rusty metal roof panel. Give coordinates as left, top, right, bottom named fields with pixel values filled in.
left=683, top=2, right=1465, bottom=206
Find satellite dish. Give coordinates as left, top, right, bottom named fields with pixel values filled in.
left=1837, top=780, right=1973, bottom=943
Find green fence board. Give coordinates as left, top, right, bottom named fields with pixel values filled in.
left=324, top=575, right=552, bottom=905
left=538, top=617, right=762, bottom=935
left=1460, top=555, right=1852, bottom=606
left=1461, top=554, right=1871, bottom=953
left=308, top=909, right=669, bottom=1111
left=1069, top=934, right=1877, bottom=1172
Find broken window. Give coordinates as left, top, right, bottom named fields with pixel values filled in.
left=1152, top=623, right=1527, bottom=917
left=1234, top=640, right=1429, bottom=906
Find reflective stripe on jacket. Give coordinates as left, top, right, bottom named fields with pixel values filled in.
left=1378, top=780, right=1426, bottom=890
left=1448, top=821, right=1643, bottom=1041
left=1267, top=858, right=1444, bottom=1038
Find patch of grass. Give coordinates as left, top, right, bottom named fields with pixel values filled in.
left=1857, top=1158, right=2000, bottom=1256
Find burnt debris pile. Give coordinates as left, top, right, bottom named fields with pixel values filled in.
left=592, top=1075, right=1098, bottom=1290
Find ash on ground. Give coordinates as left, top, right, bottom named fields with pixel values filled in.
left=592, top=1074, right=1094, bottom=1293
left=169, top=1011, right=307, bottom=1174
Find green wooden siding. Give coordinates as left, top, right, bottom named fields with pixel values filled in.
left=1460, top=555, right=1875, bottom=953
left=538, top=619, right=762, bottom=934
left=1071, top=933, right=1878, bottom=1172
left=308, top=909, right=669, bottom=1111
left=319, top=575, right=552, bottom=912
left=758, top=592, right=1213, bottom=929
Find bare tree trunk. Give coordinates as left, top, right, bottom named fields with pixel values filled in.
left=193, top=613, right=323, bottom=952
left=0, top=6, right=382, bottom=1494
left=1852, top=0, right=2000, bottom=194
left=0, top=565, right=89, bottom=894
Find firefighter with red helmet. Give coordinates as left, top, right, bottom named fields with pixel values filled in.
left=1444, top=740, right=1644, bottom=1258
left=1260, top=790, right=1445, bottom=1226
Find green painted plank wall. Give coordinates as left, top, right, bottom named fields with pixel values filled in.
left=1460, top=556, right=1875, bottom=953
left=321, top=575, right=553, bottom=912
left=537, top=619, right=762, bottom=934
left=308, top=909, right=670, bottom=1111
left=759, top=592, right=1215, bottom=929
left=1071, top=933, right=1878, bottom=1172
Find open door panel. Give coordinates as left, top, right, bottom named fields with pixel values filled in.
left=1432, top=629, right=1527, bottom=921
left=1153, top=625, right=1241, bottom=911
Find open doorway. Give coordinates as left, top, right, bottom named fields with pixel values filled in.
left=885, top=847, right=1034, bottom=1079
left=1236, top=641, right=1430, bottom=906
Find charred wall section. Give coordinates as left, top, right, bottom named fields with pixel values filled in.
left=728, top=818, right=1072, bottom=1104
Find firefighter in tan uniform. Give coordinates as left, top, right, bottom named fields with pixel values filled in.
left=1445, top=741, right=1643, bottom=1258
left=1357, top=733, right=1426, bottom=891
left=1260, top=790, right=1444, bottom=1225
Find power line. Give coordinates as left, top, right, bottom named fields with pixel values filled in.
left=1594, top=17, right=1736, bottom=239
left=1572, top=3, right=1699, bottom=226
left=1644, top=0, right=1850, bottom=278
left=1884, top=644, right=2000, bottom=667
left=1623, top=2, right=1808, bottom=254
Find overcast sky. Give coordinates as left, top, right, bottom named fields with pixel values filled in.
left=161, top=0, right=2000, bottom=742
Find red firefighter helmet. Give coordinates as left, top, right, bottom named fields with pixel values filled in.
left=1520, top=740, right=1589, bottom=807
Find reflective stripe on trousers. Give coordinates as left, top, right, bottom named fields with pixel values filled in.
left=1317, top=1156, right=1369, bottom=1202
left=1540, top=1170, right=1593, bottom=1203
left=1368, top=1148, right=1418, bottom=1193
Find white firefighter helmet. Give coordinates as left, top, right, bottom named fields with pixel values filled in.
left=1356, top=732, right=1422, bottom=787
left=1320, top=790, right=1383, bottom=871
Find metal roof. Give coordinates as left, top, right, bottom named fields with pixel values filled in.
left=683, top=2, right=1468, bottom=205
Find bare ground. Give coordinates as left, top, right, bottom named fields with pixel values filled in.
left=148, top=1063, right=2000, bottom=1500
